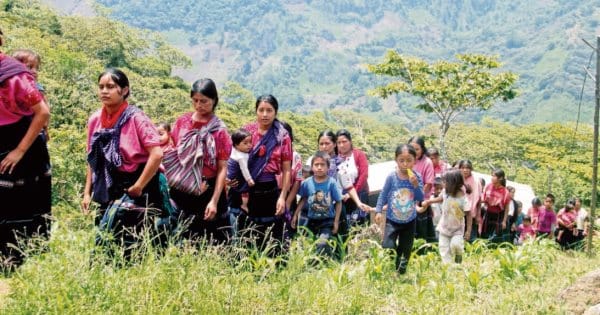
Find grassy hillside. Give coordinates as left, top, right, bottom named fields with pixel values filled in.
left=51, top=0, right=600, bottom=128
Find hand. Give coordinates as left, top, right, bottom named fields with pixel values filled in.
left=358, top=202, right=370, bottom=213
left=464, top=229, right=472, bottom=241
left=342, top=194, right=350, bottom=202
left=127, top=184, right=143, bottom=198
left=501, top=221, right=507, bottom=230
left=200, top=181, right=209, bottom=194
left=275, top=196, right=285, bottom=216
left=226, top=178, right=239, bottom=188
left=0, top=148, right=25, bottom=174
left=408, top=172, right=418, bottom=188
left=291, top=215, right=297, bottom=229
left=81, top=193, right=92, bottom=215
left=333, top=220, right=339, bottom=234
left=204, top=200, right=217, bottom=220
left=375, top=213, right=383, bottom=225
left=247, top=179, right=255, bottom=187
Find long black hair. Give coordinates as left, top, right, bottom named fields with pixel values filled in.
left=98, top=68, right=130, bottom=99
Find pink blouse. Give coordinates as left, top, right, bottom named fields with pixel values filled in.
left=0, top=70, right=43, bottom=126
left=171, top=112, right=232, bottom=178
left=414, top=155, right=435, bottom=198
left=464, top=175, right=482, bottom=219
left=87, top=109, right=161, bottom=173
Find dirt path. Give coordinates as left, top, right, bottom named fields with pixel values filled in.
left=557, top=269, right=600, bottom=314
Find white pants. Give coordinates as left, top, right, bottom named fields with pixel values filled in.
left=438, top=234, right=464, bottom=264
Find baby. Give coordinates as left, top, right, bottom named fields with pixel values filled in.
left=228, top=128, right=255, bottom=211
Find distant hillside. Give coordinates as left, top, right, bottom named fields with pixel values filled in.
left=45, top=0, right=599, bottom=128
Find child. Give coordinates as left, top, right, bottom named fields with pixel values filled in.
left=517, top=215, right=536, bottom=244
left=291, top=151, right=342, bottom=257
left=527, top=197, right=543, bottom=232
left=556, top=199, right=577, bottom=245
left=12, top=49, right=49, bottom=141
left=375, top=144, right=424, bottom=274
left=157, top=122, right=174, bottom=152
left=537, top=193, right=557, bottom=239
left=430, top=177, right=444, bottom=234
left=436, top=170, right=471, bottom=264
left=227, top=128, right=255, bottom=212
left=428, top=147, right=448, bottom=178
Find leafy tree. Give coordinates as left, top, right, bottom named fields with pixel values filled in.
left=368, top=51, right=518, bottom=159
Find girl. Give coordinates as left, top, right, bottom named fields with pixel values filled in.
left=481, top=168, right=511, bottom=242
left=458, top=160, right=480, bottom=241
left=527, top=197, right=543, bottom=232
left=436, top=170, right=471, bottom=264
left=428, top=147, right=448, bottom=178
left=0, top=32, right=51, bottom=268
left=83, top=68, right=167, bottom=258
left=556, top=199, right=577, bottom=248
left=375, top=144, right=424, bottom=274
left=291, top=151, right=343, bottom=257
left=156, top=122, right=173, bottom=152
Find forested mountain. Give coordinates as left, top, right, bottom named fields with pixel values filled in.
left=47, top=0, right=600, bottom=128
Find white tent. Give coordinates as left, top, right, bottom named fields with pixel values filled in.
left=366, top=161, right=536, bottom=209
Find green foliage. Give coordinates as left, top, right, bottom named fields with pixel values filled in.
left=84, top=0, right=597, bottom=126
left=1, top=210, right=599, bottom=313
left=368, top=51, right=518, bottom=157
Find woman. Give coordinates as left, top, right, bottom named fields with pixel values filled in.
left=237, top=95, right=291, bottom=255
left=408, top=136, right=435, bottom=241
left=556, top=199, right=578, bottom=249
left=481, top=168, right=511, bottom=242
left=458, top=160, right=481, bottom=241
left=169, top=78, right=231, bottom=243
left=0, top=29, right=51, bottom=268
left=83, top=68, right=166, bottom=257
left=336, top=129, right=369, bottom=227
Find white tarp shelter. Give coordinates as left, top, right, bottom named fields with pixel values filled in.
left=366, top=161, right=537, bottom=209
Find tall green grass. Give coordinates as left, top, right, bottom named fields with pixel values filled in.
left=1, top=204, right=598, bottom=314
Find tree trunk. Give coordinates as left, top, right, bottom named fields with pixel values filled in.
left=439, top=120, right=450, bottom=161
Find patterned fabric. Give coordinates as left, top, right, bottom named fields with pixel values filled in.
left=0, top=56, right=43, bottom=126
left=244, top=120, right=291, bottom=177
left=164, top=115, right=226, bottom=195
left=0, top=54, right=30, bottom=83
left=482, top=184, right=510, bottom=214
left=375, top=171, right=424, bottom=224
left=87, top=106, right=140, bottom=203
left=244, top=119, right=290, bottom=183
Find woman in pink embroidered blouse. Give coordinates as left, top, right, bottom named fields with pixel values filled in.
left=481, top=168, right=511, bottom=241
left=0, top=30, right=51, bottom=267
left=458, top=160, right=481, bottom=240
left=169, top=78, right=232, bottom=243
left=83, top=69, right=164, bottom=224
left=237, top=95, right=291, bottom=255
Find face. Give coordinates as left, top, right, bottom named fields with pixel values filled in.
left=433, top=184, right=443, bottom=196
left=192, top=92, right=215, bottom=116
left=98, top=74, right=127, bottom=108
left=236, top=136, right=253, bottom=153
left=336, top=135, right=352, bottom=155
left=430, top=154, right=439, bottom=166
left=311, top=157, right=329, bottom=178
left=256, top=101, right=276, bottom=128
left=460, top=165, right=472, bottom=179
left=315, top=191, right=324, bottom=202
left=25, top=58, right=39, bottom=79
left=508, top=188, right=515, bottom=198
left=318, top=136, right=335, bottom=155
left=410, top=142, right=423, bottom=159
left=575, top=199, right=581, bottom=209
left=544, top=197, right=554, bottom=209
left=157, top=126, right=170, bottom=145
left=395, top=150, right=415, bottom=174
left=524, top=220, right=531, bottom=226
left=491, top=173, right=499, bottom=185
